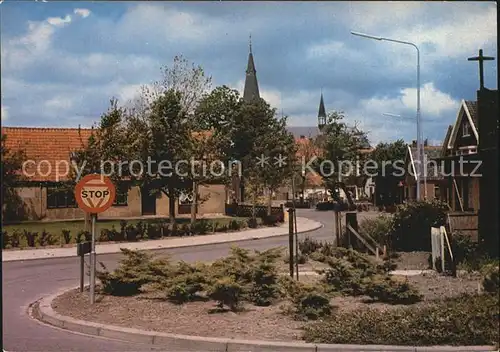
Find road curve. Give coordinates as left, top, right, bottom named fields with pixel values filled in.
left=2, top=210, right=346, bottom=352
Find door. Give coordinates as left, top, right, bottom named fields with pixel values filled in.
left=141, top=186, right=156, bottom=215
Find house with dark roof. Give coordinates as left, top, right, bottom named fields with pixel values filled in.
left=1, top=127, right=227, bottom=221
left=439, top=100, right=481, bottom=212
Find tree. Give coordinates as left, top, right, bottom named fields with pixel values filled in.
left=190, top=86, right=241, bottom=223
left=294, top=135, right=320, bottom=200
left=140, top=55, right=212, bottom=116
left=1, top=134, right=26, bottom=221
left=369, top=139, right=407, bottom=173
left=314, top=111, right=368, bottom=206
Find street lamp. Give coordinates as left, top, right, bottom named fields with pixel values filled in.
left=352, top=30, right=424, bottom=200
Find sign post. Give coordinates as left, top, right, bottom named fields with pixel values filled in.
left=75, top=174, right=116, bottom=304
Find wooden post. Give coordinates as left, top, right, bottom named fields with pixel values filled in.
left=345, top=212, right=358, bottom=249
left=288, top=208, right=295, bottom=278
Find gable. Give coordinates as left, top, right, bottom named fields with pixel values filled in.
left=448, top=100, right=479, bottom=151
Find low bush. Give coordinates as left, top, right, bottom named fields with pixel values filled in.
left=364, top=275, right=422, bottom=304
left=389, top=200, right=448, bottom=251
left=303, top=293, right=499, bottom=346
left=359, top=215, right=392, bottom=248
left=23, top=230, right=37, bottom=247
left=299, top=237, right=323, bottom=256
left=61, top=229, right=71, bottom=244
left=2, top=231, right=9, bottom=249
left=39, top=230, right=55, bottom=246
left=125, top=225, right=139, bottom=242
left=481, top=263, right=499, bottom=293
left=284, top=253, right=307, bottom=265
left=322, top=257, right=365, bottom=296
left=192, top=219, right=211, bottom=235
left=207, top=277, right=244, bottom=311
left=10, top=230, right=21, bottom=248
left=96, top=249, right=153, bottom=296
left=309, top=251, right=326, bottom=262
left=281, top=279, right=332, bottom=320
left=146, top=223, right=162, bottom=239
left=261, top=214, right=280, bottom=226
left=247, top=217, right=258, bottom=228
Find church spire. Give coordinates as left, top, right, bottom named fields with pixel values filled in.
left=318, top=92, right=326, bottom=129
left=243, top=35, right=260, bottom=103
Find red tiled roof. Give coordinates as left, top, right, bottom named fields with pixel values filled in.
left=1, top=127, right=93, bottom=182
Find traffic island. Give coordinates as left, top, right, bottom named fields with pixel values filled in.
left=31, top=244, right=498, bottom=352
left=32, top=286, right=496, bottom=352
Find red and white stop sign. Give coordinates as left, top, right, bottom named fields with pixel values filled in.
left=75, top=174, right=116, bottom=214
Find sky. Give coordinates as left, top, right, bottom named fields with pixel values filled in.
left=1, top=1, right=497, bottom=145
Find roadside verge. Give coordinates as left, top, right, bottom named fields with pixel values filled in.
left=31, top=287, right=496, bottom=352
left=3, top=217, right=322, bottom=262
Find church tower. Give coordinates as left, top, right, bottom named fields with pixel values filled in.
left=318, top=92, right=327, bottom=130
left=243, top=35, right=260, bottom=102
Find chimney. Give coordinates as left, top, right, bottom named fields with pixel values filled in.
left=412, top=140, right=417, bottom=147
left=300, top=135, right=306, bottom=139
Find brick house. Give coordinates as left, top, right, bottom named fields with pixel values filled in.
left=2, top=127, right=226, bottom=221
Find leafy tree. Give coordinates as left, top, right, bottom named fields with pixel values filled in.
left=294, top=136, right=320, bottom=200
left=314, top=111, right=368, bottom=205
left=1, top=134, right=26, bottom=220
left=369, top=139, right=407, bottom=174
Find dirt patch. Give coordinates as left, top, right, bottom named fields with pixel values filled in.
left=52, top=270, right=483, bottom=342
left=52, top=289, right=306, bottom=342
left=394, top=251, right=431, bottom=270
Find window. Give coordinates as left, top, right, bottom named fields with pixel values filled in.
left=462, top=121, right=470, bottom=137
left=113, top=185, right=128, bottom=206
left=47, top=188, right=77, bottom=209
left=434, top=185, right=441, bottom=200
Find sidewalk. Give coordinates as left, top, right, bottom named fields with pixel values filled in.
left=2, top=217, right=322, bottom=262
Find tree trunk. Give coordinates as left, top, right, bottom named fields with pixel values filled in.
left=267, top=188, right=272, bottom=216
left=168, top=186, right=176, bottom=224
left=191, top=180, right=198, bottom=224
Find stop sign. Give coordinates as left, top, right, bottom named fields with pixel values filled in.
left=75, top=174, right=116, bottom=214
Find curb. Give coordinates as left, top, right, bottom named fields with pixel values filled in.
left=31, top=286, right=496, bottom=352
left=3, top=218, right=323, bottom=263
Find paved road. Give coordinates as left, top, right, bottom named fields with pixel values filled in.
left=2, top=210, right=377, bottom=351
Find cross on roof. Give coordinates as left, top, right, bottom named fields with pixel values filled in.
left=468, top=49, right=495, bottom=90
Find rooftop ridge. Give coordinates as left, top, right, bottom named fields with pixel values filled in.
left=2, top=126, right=93, bottom=131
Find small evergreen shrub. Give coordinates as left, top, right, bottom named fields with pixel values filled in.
left=61, top=229, right=71, bottom=244
left=23, top=230, right=38, bottom=247
left=359, top=215, right=392, bottom=248
left=481, top=263, right=499, bottom=293
left=39, top=230, right=55, bottom=246
left=10, top=230, right=21, bottom=248
left=207, top=277, right=244, bottom=311
left=363, top=275, right=422, bottom=304
left=299, top=237, right=323, bottom=256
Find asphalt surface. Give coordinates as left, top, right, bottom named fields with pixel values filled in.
left=2, top=210, right=372, bottom=352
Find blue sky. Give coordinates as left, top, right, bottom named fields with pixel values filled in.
left=1, top=1, right=497, bottom=145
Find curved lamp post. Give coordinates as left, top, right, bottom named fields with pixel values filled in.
left=352, top=31, right=424, bottom=200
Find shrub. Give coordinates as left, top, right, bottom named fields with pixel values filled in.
left=207, top=277, right=244, bottom=311
left=261, top=214, right=279, bottom=226
left=192, top=219, right=211, bottom=235
left=376, top=258, right=398, bottom=273
left=99, top=229, right=111, bottom=242
left=249, top=255, right=281, bottom=306
left=294, top=290, right=332, bottom=320
left=61, top=229, right=71, bottom=244
left=125, top=225, right=138, bottom=242
left=10, top=230, right=21, bottom=248
left=299, top=237, right=323, bottom=256
left=247, top=217, right=258, bottom=228
left=359, top=215, right=392, bottom=248
left=39, top=230, right=55, bottom=246
left=364, top=275, right=422, bottom=304
left=309, top=251, right=327, bottom=262
left=284, top=253, right=307, bottom=265
left=146, top=223, right=162, bottom=239
left=451, top=231, right=483, bottom=270
left=23, top=230, right=38, bottom=247
left=135, top=221, right=146, bottom=239
left=304, top=293, right=499, bottom=346
left=229, top=219, right=242, bottom=231
left=96, top=249, right=153, bottom=296
left=119, top=220, right=128, bottom=237
left=322, top=257, right=365, bottom=295
left=481, top=263, right=499, bottom=293
left=75, top=231, right=88, bottom=243
left=389, top=200, right=448, bottom=251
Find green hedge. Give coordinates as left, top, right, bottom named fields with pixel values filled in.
left=304, top=293, right=499, bottom=346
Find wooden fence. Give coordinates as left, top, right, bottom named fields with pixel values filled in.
left=225, top=203, right=285, bottom=221
left=447, top=211, right=478, bottom=241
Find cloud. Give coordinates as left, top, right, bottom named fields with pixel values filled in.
left=74, top=8, right=91, bottom=18
left=47, top=15, right=72, bottom=27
